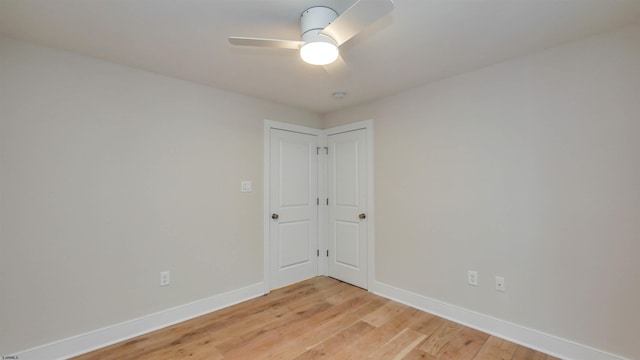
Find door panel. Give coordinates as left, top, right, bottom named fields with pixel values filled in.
left=270, top=129, right=318, bottom=289
left=280, top=141, right=311, bottom=206
left=279, top=221, right=311, bottom=268
left=335, top=221, right=359, bottom=268
left=328, top=129, right=367, bottom=288
left=335, top=139, right=359, bottom=206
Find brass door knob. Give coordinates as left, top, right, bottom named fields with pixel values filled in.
left=272, top=213, right=279, bottom=220
left=359, top=213, right=366, bottom=219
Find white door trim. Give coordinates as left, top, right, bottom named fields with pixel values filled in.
left=318, top=132, right=328, bottom=276
left=324, top=120, right=375, bottom=290
left=263, top=120, right=323, bottom=292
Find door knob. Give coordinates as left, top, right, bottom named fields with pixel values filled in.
left=359, top=213, right=366, bottom=219
left=272, top=213, right=279, bottom=220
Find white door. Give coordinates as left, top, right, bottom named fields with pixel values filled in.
left=327, top=129, right=368, bottom=288
left=269, top=128, right=318, bottom=289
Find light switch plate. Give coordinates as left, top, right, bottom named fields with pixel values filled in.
left=241, top=181, right=252, bottom=192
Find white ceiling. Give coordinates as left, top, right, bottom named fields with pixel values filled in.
left=1, top=0, right=639, bottom=114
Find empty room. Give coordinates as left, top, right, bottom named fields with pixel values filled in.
left=1, top=1, right=639, bottom=359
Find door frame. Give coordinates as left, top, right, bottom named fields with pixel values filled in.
left=263, top=119, right=374, bottom=292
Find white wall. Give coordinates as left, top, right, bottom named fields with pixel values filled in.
left=3, top=22, right=640, bottom=358
left=0, top=37, right=321, bottom=354
left=324, top=25, right=640, bottom=359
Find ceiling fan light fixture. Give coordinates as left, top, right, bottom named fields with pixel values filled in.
left=299, top=7, right=339, bottom=65
left=300, top=41, right=339, bottom=65
left=228, top=1, right=395, bottom=67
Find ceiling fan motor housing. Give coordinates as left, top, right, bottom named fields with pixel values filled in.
left=301, top=6, right=338, bottom=45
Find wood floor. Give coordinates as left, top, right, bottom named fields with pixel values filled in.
left=73, top=277, right=559, bottom=360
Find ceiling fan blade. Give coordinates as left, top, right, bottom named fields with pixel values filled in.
left=321, top=0, right=394, bottom=46
left=228, top=37, right=303, bottom=50
left=323, top=55, right=350, bottom=77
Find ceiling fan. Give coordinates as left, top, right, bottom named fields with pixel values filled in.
left=228, top=0, right=394, bottom=66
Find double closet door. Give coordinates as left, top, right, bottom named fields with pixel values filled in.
left=268, top=123, right=369, bottom=290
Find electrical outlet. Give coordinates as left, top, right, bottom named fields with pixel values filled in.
left=467, top=270, right=478, bottom=286
left=160, top=271, right=170, bottom=286
left=495, top=276, right=505, bottom=292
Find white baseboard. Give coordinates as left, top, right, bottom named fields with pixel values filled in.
left=12, top=280, right=627, bottom=360
left=14, top=282, right=266, bottom=360
left=371, top=281, right=626, bottom=360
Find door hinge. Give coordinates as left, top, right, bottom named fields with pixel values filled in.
left=317, top=197, right=319, bottom=205
left=326, top=250, right=329, bottom=257
left=326, top=198, right=329, bottom=206
left=317, top=146, right=321, bottom=155
left=317, top=249, right=319, bottom=257
left=324, top=146, right=328, bottom=154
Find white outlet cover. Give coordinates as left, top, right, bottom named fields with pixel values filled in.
left=467, top=270, right=478, bottom=286
left=160, top=271, right=170, bottom=286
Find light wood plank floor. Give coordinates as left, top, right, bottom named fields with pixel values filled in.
left=73, top=277, right=559, bottom=359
